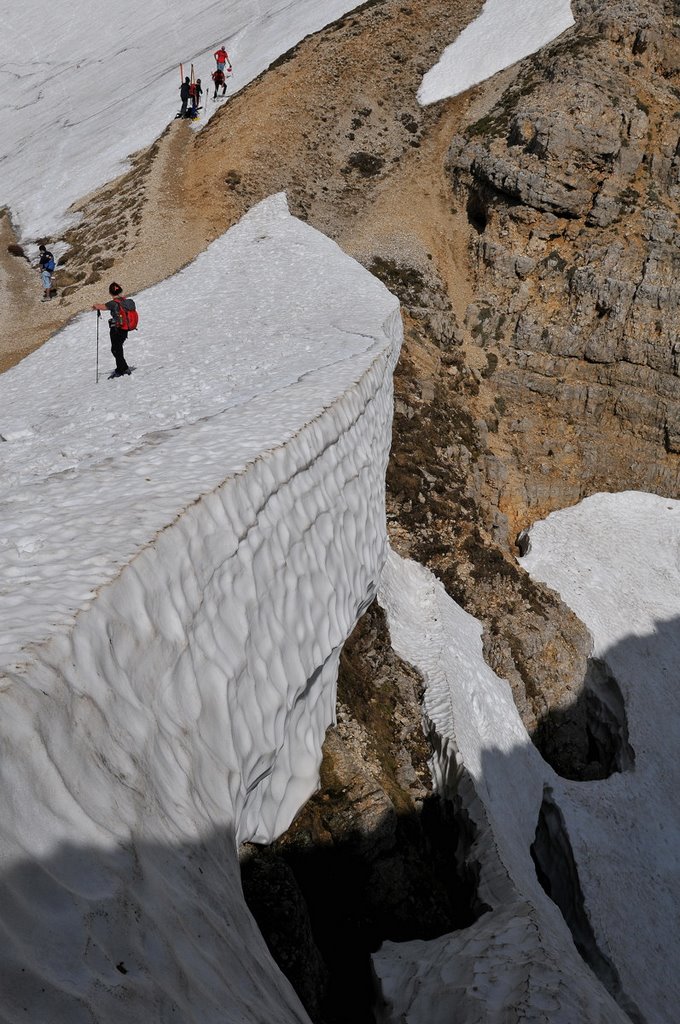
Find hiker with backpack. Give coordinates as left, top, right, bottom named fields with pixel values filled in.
left=191, top=78, right=203, bottom=116
left=212, top=68, right=227, bottom=98
left=38, top=244, right=55, bottom=301
left=92, top=282, right=138, bottom=378
left=188, top=79, right=198, bottom=113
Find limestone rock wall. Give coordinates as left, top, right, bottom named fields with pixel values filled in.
left=447, top=0, right=680, bottom=521
left=376, top=0, right=680, bottom=761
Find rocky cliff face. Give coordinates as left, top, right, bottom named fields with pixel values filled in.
left=383, top=0, right=680, bottom=769
left=448, top=0, right=680, bottom=524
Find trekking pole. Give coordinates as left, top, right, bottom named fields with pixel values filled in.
left=96, top=310, right=100, bottom=384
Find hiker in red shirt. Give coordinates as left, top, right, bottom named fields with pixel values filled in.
left=213, top=46, right=232, bottom=73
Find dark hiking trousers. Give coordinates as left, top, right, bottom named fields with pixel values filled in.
left=110, top=325, right=129, bottom=373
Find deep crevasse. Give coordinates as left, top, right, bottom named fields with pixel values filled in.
left=0, top=196, right=401, bottom=1022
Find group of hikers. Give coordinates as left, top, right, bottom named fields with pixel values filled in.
left=178, top=45, right=233, bottom=119
left=33, top=45, right=235, bottom=378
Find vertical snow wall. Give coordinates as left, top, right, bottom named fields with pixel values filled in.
left=0, top=198, right=401, bottom=1023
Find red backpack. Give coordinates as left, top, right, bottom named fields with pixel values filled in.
left=113, top=297, right=139, bottom=331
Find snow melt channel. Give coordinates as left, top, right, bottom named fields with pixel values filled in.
left=0, top=195, right=401, bottom=1022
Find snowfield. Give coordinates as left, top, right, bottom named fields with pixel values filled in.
left=0, top=195, right=401, bottom=1021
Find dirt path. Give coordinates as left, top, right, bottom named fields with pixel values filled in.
left=0, top=214, right=67, bottom=372
left=0, top=0, right=490, bottom=373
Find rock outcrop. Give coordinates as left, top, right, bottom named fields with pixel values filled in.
left=378, top=0, right=680, bottom=769
left=447, top=0, right=680, bottom=520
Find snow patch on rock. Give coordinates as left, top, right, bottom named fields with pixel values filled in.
left=419, top=0, right=575, bottom=105
left=521, top=491, right=680, bottom=1024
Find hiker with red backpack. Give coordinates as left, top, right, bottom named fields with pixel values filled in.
left=191, top=78, right=203, bottom=116
left=92, top=282, right=138, bottom=378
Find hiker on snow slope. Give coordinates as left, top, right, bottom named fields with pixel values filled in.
left=212, top=68, right=227, bottom=98
left=213, top=46, right=232, bottom=73
left=38, top=244, right=55, bottom=301
left=92, top=282, right=137, bottom=378
left=191, top=78, right=203, bottom=115
left=179, top=76, right=191, bottom=118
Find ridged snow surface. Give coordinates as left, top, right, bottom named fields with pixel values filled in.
left=0, top=195, right=401, bottom=1022
left=377, top=548, right=632, bottom=1024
